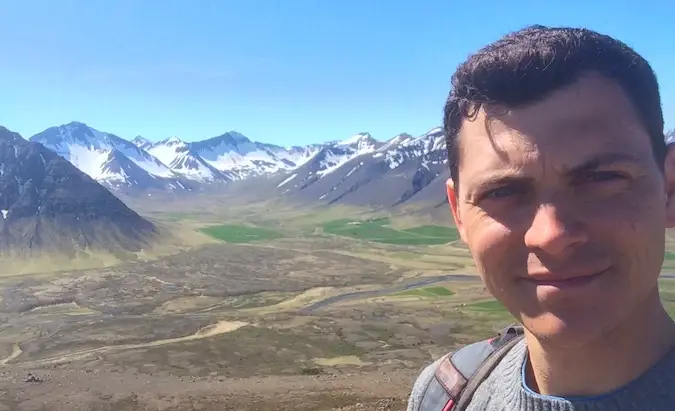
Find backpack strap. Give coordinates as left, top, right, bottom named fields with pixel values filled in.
left=417, top=324, right=525, bottom=411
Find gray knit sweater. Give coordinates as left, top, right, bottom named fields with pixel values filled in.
left=407, top=339, right=675, bottom=410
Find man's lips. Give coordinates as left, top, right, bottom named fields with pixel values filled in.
left=524, top=267, right=609, bottom=287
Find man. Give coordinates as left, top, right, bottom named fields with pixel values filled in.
left=407, top=25, right=675, bottom=410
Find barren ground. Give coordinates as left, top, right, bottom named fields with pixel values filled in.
left=3, top=204, right=672, bottom=410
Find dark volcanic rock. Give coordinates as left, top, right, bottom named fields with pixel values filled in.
left=0, top=126, right=158, bottom=256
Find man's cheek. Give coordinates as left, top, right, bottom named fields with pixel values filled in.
left=472, top=239, right=518, bottom=290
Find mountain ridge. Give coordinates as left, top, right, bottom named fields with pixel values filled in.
left=0, top=126, right=159, bottom=256
left=26, top=121, right=452, bottom=209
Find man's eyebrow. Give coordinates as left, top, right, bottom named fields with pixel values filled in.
left=466, top=152, right=643, bottom=195
left=567, top=152, right=644, bottom=175
left=465, top=173, right=534, bottom=200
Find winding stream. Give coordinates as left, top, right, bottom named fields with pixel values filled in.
left=298, top=274, right=479, bottom=314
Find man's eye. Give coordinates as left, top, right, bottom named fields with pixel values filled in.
left=483, top=186, right=520, bottom=199
left=581, top=171, right=627, bottom=183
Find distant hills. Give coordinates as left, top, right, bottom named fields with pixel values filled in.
left=27, top=122, right=451, bottom=209
left=268, top=128, right=448, bottom=208
left=30, top=122, right=320, bottom=193
left=0, top=126, right=159, bottom=256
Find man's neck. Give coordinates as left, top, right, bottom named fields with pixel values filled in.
left=524, top=293, right=675, bottom=398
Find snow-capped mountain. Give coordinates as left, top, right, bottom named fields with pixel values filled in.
left=272, top=127, right=448, bottom=207
left=275, top=133, right=382, bottom=191
left=189, top=131, right=322, bottom=180
left=145, top=137, right=227, bottom=182
left=375, top=127, right=445, bottom=170
left=0, top=125, right=158, bottom=255
left=315, top=133, right=381, bottom=177
left=26, top=121, right=453, bottom=209
left=30, top=122, right=184, bottom=190
left=28, top=122, right=331, bottom=192
left=132, top=135, right=153, bottom=150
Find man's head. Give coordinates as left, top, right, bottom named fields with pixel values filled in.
left=444, top=25, right=675, bottom=346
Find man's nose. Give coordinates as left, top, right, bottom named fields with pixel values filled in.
left=524, top=203, right=588, bottom=256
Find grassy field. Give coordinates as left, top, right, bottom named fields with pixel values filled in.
left=664, top=251, right=675, bottom=270
left=322, top=217, right=459, bottom=245
left=395, top=286, right=455, bottom=298
left=466, top=299, right=507, bottom=312
left=659, top=278, right=675, bottom=318
left=199, top=224, right=284, bottom=243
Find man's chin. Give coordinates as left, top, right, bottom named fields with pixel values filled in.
left=521, top=313, right=606, bottom=348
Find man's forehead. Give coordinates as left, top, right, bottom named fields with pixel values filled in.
left=455, top=105, right=652, bottom=185
left=458, top=87, right=649, bottom=161
left=459, top=111, right=629, bottom=156
left=458, top=74, right=645, bottom=140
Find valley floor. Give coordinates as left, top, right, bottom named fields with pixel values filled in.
left=4, top=207, right=675, bottom=410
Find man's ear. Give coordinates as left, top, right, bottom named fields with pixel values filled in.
left=665, top=143, right=675, bottom=228
left=446, top=178, right=468, bottom=242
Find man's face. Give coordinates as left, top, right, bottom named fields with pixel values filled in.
left=448, top=73, right=675, bottom=346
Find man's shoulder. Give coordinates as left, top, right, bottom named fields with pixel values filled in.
left=405, top=339, right=500, bottom=411
left=406, top=325, right=525, bottom=411
left=406, top=356, right=446, bottom=411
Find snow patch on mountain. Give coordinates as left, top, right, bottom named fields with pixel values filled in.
left=345, top=162, right=363, bottom=179
left=373, top=127, right=445, bottom=171
left=145, top=137, right=224, bottom=182
left=316, top=133, right=380, bottom=178
left=31, top=122, right=176, bottom=184
left=146, top=137, right=184, bottom=165
left=27, top=120, right=453, bottom=202
left=277, top=173, right=298, bottom=188
left=189, top=132, right=322, bottom=179
left=132, top=135, right=153, bottom=150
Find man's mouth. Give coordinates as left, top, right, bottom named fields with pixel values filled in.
left=525, top=268, right=609, bottom=289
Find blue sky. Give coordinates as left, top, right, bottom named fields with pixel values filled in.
left=1, top=0, right=674, bottom=145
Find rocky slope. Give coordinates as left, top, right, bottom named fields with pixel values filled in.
left=272, top=128, right=448, bottom=208
left=0, top=126, right=158, bottom=256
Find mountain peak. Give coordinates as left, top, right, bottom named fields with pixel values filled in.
left=62, top=121, right=95, bottom=135
left=423, top=127, right=443, bottom=138
left=390, top=133, right=413, bottom=143
left=30, top=122, right=179, bottom=189
left=65, top=121, right=88, bottom=127
left=212, top=131, right=251, bottom=145
left=161, top=136, right=185, bottom=146
left=131, top=135, right=153, bottom=150
left=31, top=122, right=114, bottom=148
left=338, top=133, right=373, bottom=146
left=334, top=132, right=380, bottom=155
left=0, top=126, right=23, bottom=143
left=190, top=131, right=252, bottom=153
left=132, top=135, right=150, bottom=143
left=0, top=135, right=159, bottom=255
left=377, top=133, right=414, bottom=151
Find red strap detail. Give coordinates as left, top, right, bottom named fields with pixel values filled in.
left=442, top=399, right=455, bottom=411
left=434, top=355, right=468, bottom=399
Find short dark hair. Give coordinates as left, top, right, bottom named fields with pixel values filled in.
left=443, top=25, right=665, bottom=186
